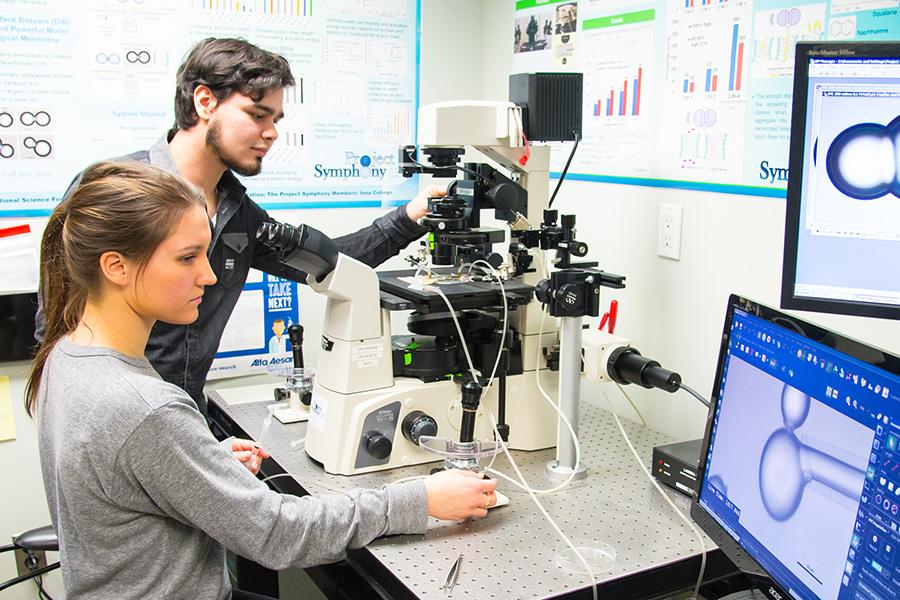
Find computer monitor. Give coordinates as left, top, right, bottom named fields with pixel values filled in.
left=691, top=295, right=900, bottom=600
left=781, top=42, right=900, bottom=320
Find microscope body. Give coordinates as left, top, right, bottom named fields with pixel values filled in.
left=299, top=101, right=568, bottom=475
left=303, top=254, right=561, bottom=474
left=263, top=99, right=617, bottom=476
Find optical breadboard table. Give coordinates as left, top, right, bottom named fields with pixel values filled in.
left=207, top=381, right=736, bottom=599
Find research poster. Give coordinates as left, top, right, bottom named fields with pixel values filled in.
left=0, top=0, right=421, bottom=217
left=0, top=0, right=421, bottom=377
left=511, top=0, right=899, bottom=197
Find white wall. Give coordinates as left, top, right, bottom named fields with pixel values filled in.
left=0, top=1, right=486, bottom=597
left=480, top=0, right=900, bottom=441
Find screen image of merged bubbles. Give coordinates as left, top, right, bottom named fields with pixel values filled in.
left=826, top=115, right=900, bottom=201
left=706, top=356, right=873, bottom=599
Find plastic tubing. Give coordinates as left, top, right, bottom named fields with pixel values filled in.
left=250, top=404, right=281, bottom=471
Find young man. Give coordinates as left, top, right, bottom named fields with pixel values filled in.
left=39, top=38, right=441, bottom=412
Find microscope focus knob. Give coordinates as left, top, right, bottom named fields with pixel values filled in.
left=556, top=283, right=584, bottom=308
left=569, top=241, right=588, bottom=257
left=486, top=182, right=518, bottom=211
left=534, top=279, right=552, bottom=304
left=402, top=411, right=438, bottom=445
left=363, top=431, right=393, bottom=460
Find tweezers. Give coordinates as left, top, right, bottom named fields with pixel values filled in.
left=441, top=552, right=462, bottom=595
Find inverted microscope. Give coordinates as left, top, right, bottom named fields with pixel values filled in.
left=257, top=74, right=683, bottom=477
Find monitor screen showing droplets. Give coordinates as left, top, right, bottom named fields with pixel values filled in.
left=692, top=295, right=900, bottom=600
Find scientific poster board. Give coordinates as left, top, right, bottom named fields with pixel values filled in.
left=512, top=0, right=899, bottom=197
left=0, top=0, right=421, bottom=217
left=0, top=0, right=421, bottom=377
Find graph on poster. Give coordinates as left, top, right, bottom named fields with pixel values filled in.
left=511, top=0, right=899, bottom=197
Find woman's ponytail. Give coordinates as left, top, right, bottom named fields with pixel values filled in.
left=25, top=208, right=84, bottom=417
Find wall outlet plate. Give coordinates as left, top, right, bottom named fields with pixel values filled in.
left=657, top=203, right=683, bottom=260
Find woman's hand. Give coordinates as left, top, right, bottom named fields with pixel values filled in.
left=424, top=469, right=499, bottom=520
left=230, top=438, right=270, bottom=475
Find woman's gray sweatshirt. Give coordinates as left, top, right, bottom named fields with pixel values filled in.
left=37, top=337, right=427, bottom=599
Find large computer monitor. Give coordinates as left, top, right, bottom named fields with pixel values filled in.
left=691, top=295, right=900, bottom=600
left=781, top=42, right=900, bottom=320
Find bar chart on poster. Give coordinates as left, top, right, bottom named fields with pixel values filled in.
left=0, top=0, right=420, bottom=217
left=511, top=0, right=899, bottom=197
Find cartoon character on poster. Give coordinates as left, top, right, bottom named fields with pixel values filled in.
left=268, top=318, right=288, bottom=354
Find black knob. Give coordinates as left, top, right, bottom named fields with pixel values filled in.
left=274, top=387, right=290, bottom=402
left=363, top=431, right=392, bottom=460
left=569, top=241, right=588, bottom=257
left=534, top=279, right=552, bottom=304
left=461, top=381, right=483, bottom=410
left=486, top=182, right=518, bottom=210
left=486, top=252, right=504, bottom=269
left=556, top=283, right=583, bottom=308
left=402, top=411, right=438, bottom=444
left=300, top=391, right=312, bottom=406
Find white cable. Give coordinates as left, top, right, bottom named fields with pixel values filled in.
left=424, top=272, right=507, bottom=471
left=484, top=250, right=582, bottom=494
left=485, top=409, right=598, bottom=600
left=456, top=259, right=508, bottom=473
left=422, top=259, right=507, bottom=392
left=585, top=361, right=707, bottom=600
left=426, top=253, right=598, bottom=600
left=486, top=303, right=582, bottom=495
left=613, top=381, right=647, bottom=428
left=260, top=473, right=295, bottom=484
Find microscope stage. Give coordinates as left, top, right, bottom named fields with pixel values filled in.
left=378, top=269, right=534, bottom=313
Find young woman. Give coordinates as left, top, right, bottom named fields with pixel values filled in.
left=27, top=161, right=497, bottom=600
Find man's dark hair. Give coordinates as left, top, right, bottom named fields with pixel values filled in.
left=174, top=38, right=295, bottom=130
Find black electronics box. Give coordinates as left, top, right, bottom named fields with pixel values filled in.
left=652, top=438, right=702, bottom=498
left=509, top=72, right=582, bottom=142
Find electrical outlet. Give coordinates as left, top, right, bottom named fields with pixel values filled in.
left=657, top=203, right=683, bottom=260
left=15, top=548, right=47, bottom=577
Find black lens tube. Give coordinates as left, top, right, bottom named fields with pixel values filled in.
left=607, top=347, right=681, bottom=393
left=459, top=381, right=482, bottom=443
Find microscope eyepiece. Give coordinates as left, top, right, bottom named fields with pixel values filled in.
left=255, top=220, right=340, bottom=281
left=257, top=221, right=302, bottom=253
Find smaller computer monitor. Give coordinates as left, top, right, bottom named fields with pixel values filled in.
left=781, top=42, right=900, bottom=320
left=691, top=295, right=900, bottom=600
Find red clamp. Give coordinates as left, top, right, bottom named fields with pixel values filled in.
left=598, top=300, right=618, bottom=334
